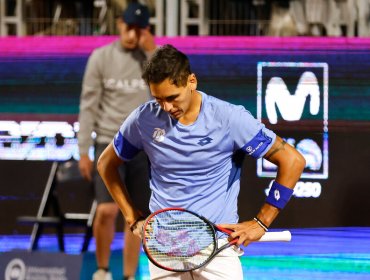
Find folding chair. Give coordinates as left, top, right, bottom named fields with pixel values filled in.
left=17, top=161, right=97, bottom=252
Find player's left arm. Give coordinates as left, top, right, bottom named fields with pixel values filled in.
left=254, top=135, right=306, bottom=226
left=264, top=135, right=306, bottom=189
left=221, top=136, right=305, bottom=246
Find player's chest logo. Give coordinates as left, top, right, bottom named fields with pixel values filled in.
left=153, top=128, right=166, bottom=143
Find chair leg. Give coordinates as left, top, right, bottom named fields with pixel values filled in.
left=56, top=223, right=65, bottom=252
left=81, top=227, right=93, bottom=252
left=30, top=223, right=43, bottom=251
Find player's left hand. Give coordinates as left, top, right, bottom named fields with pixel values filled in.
left=218, top=220, right=266, bottom=246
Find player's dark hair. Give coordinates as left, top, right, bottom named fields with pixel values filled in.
left=142, top=44, right=191, bottom=87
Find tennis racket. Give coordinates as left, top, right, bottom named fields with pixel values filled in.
left=142, top=207, right=291, bottom=272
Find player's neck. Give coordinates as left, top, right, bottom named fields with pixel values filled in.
left=179, top=90, right=202, bottom=125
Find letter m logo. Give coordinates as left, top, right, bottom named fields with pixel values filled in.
left=265, top=71, right=320, bottom=124
left=256, top=62, right=329, bottom=179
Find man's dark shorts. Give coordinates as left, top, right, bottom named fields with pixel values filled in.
left=94, top=143, right=151, bottom=216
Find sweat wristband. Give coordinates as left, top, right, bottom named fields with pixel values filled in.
left=266, top=181, right=294, bottom=210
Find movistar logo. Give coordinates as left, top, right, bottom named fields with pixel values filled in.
left=265, top=71, right=320, bottom=124
left=257, top=62, right=329, bottom=180
left=245, top=142, right=263, bottom=155
left=198, top=137, right=213, bottom=146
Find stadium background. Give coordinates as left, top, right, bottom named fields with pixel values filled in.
left=1, top=0, right=370, bottom=279
left=0, top=36, right=369, bottom=234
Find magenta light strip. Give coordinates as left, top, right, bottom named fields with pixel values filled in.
left=0, top=113, right=78, bottom=123
left=0, top=36, right=370, bottom=56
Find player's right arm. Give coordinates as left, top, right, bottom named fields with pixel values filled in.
left=97, top=142, right=143, bottom=234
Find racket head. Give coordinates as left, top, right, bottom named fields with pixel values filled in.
left=142, top=207, right=218, bottom=272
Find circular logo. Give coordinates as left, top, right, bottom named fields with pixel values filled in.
left=245, top=146, right=252, bottom=153
left=5, top=258, right=26, bottom=280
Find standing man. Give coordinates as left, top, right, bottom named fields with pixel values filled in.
left=77, top=2, right=156, bottom=280
left=97, top=44, right=306, bottom=279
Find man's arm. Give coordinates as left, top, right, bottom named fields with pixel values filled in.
left=97, top=142, right=143, bottom=235
left=255, top=135, right=306, bottom=226
left=78, top=50, right=103, bottom=181
left=139, top=28, right=157, bottom=57
left=220, top=135, right=305, bottom=245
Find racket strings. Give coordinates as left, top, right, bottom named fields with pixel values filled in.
left=144, top=210, right=216, bottom=270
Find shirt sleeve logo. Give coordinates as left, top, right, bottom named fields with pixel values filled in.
left=153, top=128, right=166, bottom=142
left=242, top=129, right=271, bottom=158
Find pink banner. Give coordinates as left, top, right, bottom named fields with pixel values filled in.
left=1, top=36, right=370, bottom=56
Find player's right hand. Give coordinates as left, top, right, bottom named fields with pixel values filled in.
left=131, top=218, right=146, bottom=239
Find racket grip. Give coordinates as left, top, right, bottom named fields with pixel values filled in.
left=258, top=230, right=292, bottom=242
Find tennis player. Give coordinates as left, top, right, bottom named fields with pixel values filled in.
left=77, top=2, right=155, bottom=279
left=97, top=44, right=306, bottom=279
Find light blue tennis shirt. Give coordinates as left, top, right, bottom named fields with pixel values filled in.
left=113, top=91, right=276, bottom=225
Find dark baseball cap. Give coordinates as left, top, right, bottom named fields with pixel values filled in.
left=122, top=2, right=150, bottom=28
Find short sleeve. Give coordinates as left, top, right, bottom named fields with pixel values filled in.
left=113, top=108, right=143, bottom=161
left=229, top=105, right=276, bottom=158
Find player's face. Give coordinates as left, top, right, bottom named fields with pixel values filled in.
left=117, top=20, right=142, bottom=49
left=150, top=75, right=198, bottom=121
